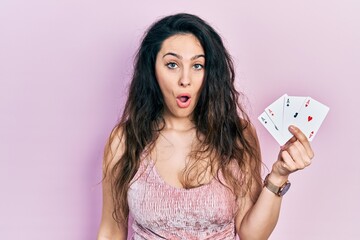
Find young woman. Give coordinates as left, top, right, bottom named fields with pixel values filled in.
left=97, top=13, right=314, bottom=240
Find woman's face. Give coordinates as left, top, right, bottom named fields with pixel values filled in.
left=155, top=34, right=205, bottom=120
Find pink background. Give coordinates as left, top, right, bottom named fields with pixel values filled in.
left=1, top=0, right=359, bottom=239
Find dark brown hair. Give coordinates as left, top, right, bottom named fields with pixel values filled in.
left=103, top=13, right=262, bottom=226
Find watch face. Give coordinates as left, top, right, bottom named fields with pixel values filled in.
left=279, top=182, right=291, bottom=196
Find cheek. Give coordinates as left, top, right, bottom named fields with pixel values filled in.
left=194, top=75, right=205, bottom=93
left=158, top=82, right=172, bottom=97
left=156, top=71, right=174, bottom=96
left=155, top=65, right=168, bottom=92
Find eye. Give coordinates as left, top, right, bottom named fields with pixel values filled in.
left=193, top=64, right=204, bottom=70
left=166, top=62, right=178, bottom=69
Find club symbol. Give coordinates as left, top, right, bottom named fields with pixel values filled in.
left=294, top=112, right=298, bottom=118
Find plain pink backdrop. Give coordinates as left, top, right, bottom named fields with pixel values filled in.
left=1, top=0, right=359, bottom=239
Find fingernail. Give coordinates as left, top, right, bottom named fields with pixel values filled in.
left=289, top=125, right=296, bottom=132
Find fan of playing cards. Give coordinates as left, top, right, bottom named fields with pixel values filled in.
left=258, top=94, right=330, bottom=145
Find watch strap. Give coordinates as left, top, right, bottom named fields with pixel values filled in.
left=263, top=174, right=290, bottom=197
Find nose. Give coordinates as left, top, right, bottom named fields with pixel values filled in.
left=178, top=69, right=191, bottom=87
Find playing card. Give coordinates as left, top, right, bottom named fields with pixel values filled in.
left=259, top=94, right=330, bottom=145
left=258, top=111, right=288, bottom=145
left=282, top=96, right=307, bottom=141
left=294, top=97, right=330, bottom=141
left=264, top=94, right=287, bottom=132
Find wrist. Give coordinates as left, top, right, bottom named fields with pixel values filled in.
left=263, top=173, right=291, bottom=197
left=267, top=172, right=289, bottom=187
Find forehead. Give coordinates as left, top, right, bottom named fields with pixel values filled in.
left=159, top=34, right=204, bottom=55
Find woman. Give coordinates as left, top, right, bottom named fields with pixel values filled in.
left=97, top=13, right=314, bottom=240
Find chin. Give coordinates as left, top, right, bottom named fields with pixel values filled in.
left=168, top=108, right=194, bottom=119
left=175, top=111, right=193, bottom=118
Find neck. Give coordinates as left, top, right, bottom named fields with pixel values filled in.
left=162, top=113, right=196, bottom=132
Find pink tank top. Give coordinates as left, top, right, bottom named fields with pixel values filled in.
left=127, top=158, right=238, bottom=239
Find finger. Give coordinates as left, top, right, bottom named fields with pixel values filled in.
left=288, top=125, right=314, bottom=159
left=286, top=141, right=311, bottom=169
left=285, top=142, right=305, bottom=169
left=280, top=150, right=298, bottom=172
left=293, top=140, right=312, bottom=166
left=280, top=136, right=297, bottom=150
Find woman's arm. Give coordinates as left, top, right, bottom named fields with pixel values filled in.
left=97, top=128, right=128, bottom=240
left=236, top=125, right=314, bottom=239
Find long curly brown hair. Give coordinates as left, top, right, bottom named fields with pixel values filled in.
left=103, top=13, right=262, bottom=226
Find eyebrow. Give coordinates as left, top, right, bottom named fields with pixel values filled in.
left=162, top=52, right=205, bottom=60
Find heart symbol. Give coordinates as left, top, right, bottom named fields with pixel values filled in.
left=308, top=116, right=313, bottom=122
left=309, top=131, right=314, bottom=139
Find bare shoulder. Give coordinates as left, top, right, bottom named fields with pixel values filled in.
left=103, top=125, right=126, bottom=170
left=98, top=125, right=128, bottom=239
left=238, top=118, right=262, bottom=192
left=227, top=118, right=261, bottom=180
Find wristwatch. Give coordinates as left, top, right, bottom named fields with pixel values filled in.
left=263, top=174, right=291, bottom=197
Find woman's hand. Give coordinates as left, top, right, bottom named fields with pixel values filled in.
left=269, top=125, right=315, bottom=184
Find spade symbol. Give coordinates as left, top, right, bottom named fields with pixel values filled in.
left=294, top=112, right=298, bottom=118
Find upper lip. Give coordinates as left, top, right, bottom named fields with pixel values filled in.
left=176, top=93, right=191, bottom=98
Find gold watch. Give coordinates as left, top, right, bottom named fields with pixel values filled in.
left=263, top=174, right=291, bottom=197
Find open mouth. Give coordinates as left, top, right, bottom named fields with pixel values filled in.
left=176, top=94, right=191, bottom=108
left=178, top=96, right=190, bottom=103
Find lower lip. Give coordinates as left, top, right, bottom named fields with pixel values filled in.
left=176, top=98, right=191, bottom=108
